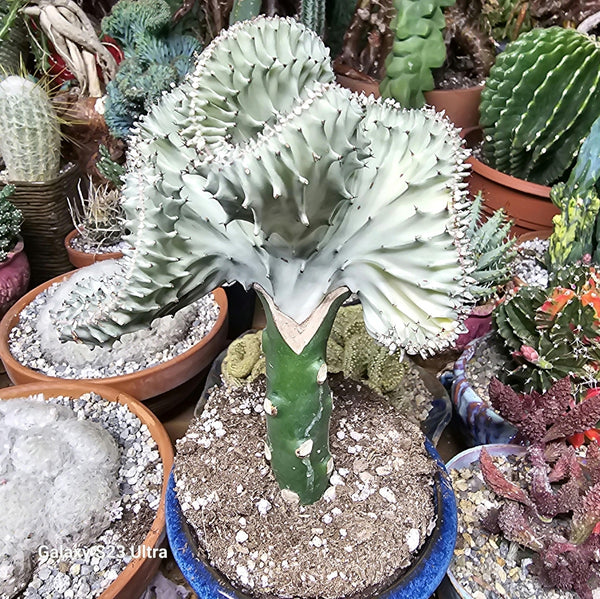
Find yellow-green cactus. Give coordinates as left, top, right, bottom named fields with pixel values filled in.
left=221, top=331, right=264, bottom=387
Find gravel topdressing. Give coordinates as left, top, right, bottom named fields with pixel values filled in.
left=8, top=282, right=220, bottom=379
left=1, top=392, right=163, bottom=599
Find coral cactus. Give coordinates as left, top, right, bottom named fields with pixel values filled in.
left=466, top=193, right=516, bottom=300
left=379, top=0, right=455, bottom=107
left=102, top=0, right=202, bottom=138
left=50, top=17, right=472, bottom=504
left=494, top=263, right=600, bottom=393
left=0, top=76, right=61, bottom=182
left=0, top=185, right=22, bottom=262
left=480, top=376, right=600, bottom=599
left=480, top=27, right=600, bottom=186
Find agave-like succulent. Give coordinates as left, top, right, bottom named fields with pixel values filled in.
left=51, top=17, right=473, bottom=503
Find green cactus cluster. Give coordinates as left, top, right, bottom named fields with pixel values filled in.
left=0, top=76, right=61, bottom=182
left=480, top=27, right=600, bottom=186
left=548, top=114, right=600, bottom=270
left=96, top=145, right=125, bottom=189
left=49, top=17, right=472, bottom=503
left=0, top=184, right=22, bottom=261
left=0, top=0, right=29, bottom=76
left=299, top=0, right=326, bottom=37
left=466, top=193, right=516, bottom=300
left=221, top=305, right=409, bottom=396
left=494, top=263, right=600, bottom=393
left=379, top=0, right=456, bottom=108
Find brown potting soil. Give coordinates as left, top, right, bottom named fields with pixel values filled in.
left=174, top=374, right=437, bottom=599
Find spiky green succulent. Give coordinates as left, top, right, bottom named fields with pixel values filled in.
left=47, top=17, right=472, bottom=504
left=480, top=27, right=600, bottom=186
left=494, top=263, right=600, bottom=393
left=0, top=0, right=28, bottom=75
left=549, top=113, right=600, bottom=270
left=379, top=0, right=456, bottom=108
left=466, top=193, right=516, bottom=300
left=0, top=76, right=61, bottom=182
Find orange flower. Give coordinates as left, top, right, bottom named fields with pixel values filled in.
left=540, top=288, right=576, bottom=318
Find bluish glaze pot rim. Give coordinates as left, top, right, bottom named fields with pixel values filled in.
left=166, top=438, right=457, bottom=599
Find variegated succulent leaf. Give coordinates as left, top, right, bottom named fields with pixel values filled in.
left=54, top=17, right=473, bottom=358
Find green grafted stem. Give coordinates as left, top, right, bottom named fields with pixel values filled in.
left=259, top=290, right=349, bottom=504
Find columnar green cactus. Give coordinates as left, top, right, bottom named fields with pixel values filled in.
left=0, top=184, right=22, bottom=261
left=480, top=27, right=600, bottom=186
left=466, top=194, right=516, bottom=299
left=379, top=0, right=456, bottom=107
left=0, top=76, right=61, bottom=182
left=299, top=0, right=326, bottom=36
left=51, top=17, right=472, bottom=504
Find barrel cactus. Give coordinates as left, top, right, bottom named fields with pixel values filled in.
left=51, top=17, right=472, bottom=504
left=379, top=0, right=456, bottom=107
left=480, top=27, right=600, bottom=186
left=0, top=76, right=61, bottom=182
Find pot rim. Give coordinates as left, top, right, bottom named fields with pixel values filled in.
left=64, top=229, right=125, bottom=262
left=0, top=270, right=228, bottom=400
left=0, top=380, right=174, bottom=598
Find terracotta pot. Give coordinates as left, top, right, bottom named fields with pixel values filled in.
left=516, top=229, right=553, bottom=243
left=462, top=128, right=558, bottom=236
left=335, top=72, right=482, bottom=129
left=0, top=271, right=229, bottom=414
left=0, top=380, right=174, bottom=599
left=0, top=239, right=30, bottom=319
left=65, top=229, right=124, bottom=268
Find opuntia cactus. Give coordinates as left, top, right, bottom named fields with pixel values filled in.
left=50, top=17, right=472, bottom=504
left=379, top=0, right=456, bottom=107
left=0, top=76, right=61, bottom=182
left=480, top=27, right=600, bottom=186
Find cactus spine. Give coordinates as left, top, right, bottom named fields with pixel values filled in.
left=50, top=17, right=472, bottom=504
left=379, top=0, right=455, bottom=108
left=0, top=76, right=61, bottom=182
left=480, top=27, right=600, bottom=186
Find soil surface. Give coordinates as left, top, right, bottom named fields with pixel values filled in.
left=174, top=375, right=437, bottom=599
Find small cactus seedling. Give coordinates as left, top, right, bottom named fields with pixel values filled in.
left=51, top=17, right=473, bottom=504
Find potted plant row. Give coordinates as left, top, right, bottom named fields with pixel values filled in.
left=27, top=15, right=486, bottom=599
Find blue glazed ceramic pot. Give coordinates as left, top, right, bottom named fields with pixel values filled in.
left=166, top=437, right=457, bottom=599
left=451, top=335, right=517, bottom=447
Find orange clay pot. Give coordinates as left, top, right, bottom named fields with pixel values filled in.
left=0, top=271, right=228, bottom=415
left=0, top=380, right=174, bottom=599
left=64, top=229, right=124, bottom=268
left=462, top=127, right=558, bottom=237
left=334, top=72, right=482, bottom=129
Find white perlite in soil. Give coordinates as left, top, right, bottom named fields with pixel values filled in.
left=0, top=392, right=163, bottom=599
left=450, top=455, right=580, bottom=599
left=8, top=278, right=220, bottom=379
left=512, top=239, right=549, bottom=288
left=68, top=234, right=131, bottom=255
left=464, top=335, right=509, bottom=404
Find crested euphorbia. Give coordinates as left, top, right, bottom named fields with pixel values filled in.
left=50, top=17, right=473, bottom=504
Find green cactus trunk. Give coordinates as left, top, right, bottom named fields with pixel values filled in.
left=259, top=289, right=349, bottom=505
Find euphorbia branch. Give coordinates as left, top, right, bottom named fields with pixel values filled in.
left=259, top=287, right=350, bottom=505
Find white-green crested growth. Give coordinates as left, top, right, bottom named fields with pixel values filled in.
left=52, top=17, right=473, bottom=504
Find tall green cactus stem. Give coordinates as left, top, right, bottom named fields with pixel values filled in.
left=0, top=77, right=60, bottom=182
left=299, top=0, right=326, bottom=37
left=480, top=27, right=600, bottom=186
left=379, top=0, right=456, bottom=108
left=260, top=289, right=348, bottom=504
